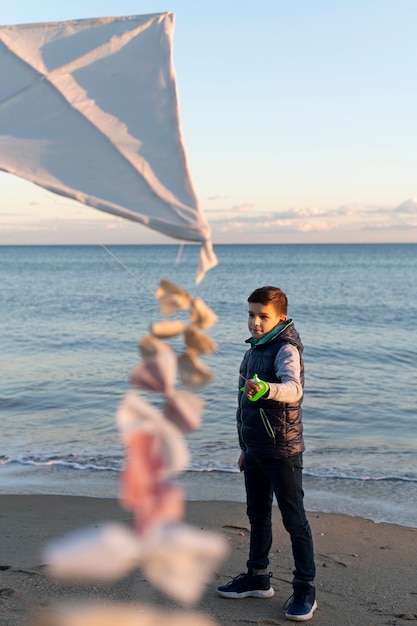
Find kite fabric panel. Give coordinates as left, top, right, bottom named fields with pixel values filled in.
left=0, top=13, right=217, bottom=282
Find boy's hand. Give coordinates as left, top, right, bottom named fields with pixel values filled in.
left=245, top=378, right=269, bottom=400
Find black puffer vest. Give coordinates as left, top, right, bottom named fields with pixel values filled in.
left=237, top=321, right=305, bottom=459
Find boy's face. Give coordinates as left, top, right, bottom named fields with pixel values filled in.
left=248, top=302, right=286, bottom=339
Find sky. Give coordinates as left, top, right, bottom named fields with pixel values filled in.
left=1, top=0, right=417, bottom=245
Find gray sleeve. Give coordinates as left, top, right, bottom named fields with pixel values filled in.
left=265, top=343, right=303, bottom=403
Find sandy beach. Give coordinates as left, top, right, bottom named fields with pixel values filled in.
left=0, top=495, right=416, bottom=625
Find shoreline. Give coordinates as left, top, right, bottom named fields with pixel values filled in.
left=0, top=494, right=416, bottom=626
left=1, top=463, right=416, bottom=529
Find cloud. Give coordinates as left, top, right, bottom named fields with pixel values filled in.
left=231, top=202, right=255, bottom=213
left=298, top=221, right=336, bottom=233
left=333, top=204, right=360, bottom=217
left=292, top=207, right=327, bottom=218
left=394, top=198, right=417, bottom=214
left=362, top=222, right=413, bottom=231
left=207, top=194, right=229, bottom=201
left=206, top=197, right=417, bottom=242
left=213, top=205, right=336, bottom=225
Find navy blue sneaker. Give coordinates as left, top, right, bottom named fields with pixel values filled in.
left=284, top=582, right=317, bottom=621
left=217, top=570, right=274, bottom=599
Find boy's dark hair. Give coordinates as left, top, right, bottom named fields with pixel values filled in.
left=248, top=286, right=288, bottom=316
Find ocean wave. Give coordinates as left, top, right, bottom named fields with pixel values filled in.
left=0, top=454, right=121, bottom=472
left=186, top=467, right=417, bottom=482
left=303, top=470, right=417, bottom=483
left=1, top=454, right=416, bottom=484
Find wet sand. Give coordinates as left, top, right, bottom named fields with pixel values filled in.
left=0, top=495, right=416, bottom=625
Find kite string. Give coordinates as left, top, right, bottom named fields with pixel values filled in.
left=43, top=193, right=155, bottom=294
left=43, top=195, right=186, bottom=291
left=96, top=241, right=154, bottom=295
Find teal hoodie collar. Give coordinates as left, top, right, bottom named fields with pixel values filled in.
left=246, top=318, right=293, bottom=347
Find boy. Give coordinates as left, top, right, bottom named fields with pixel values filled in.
left=217, top=286, right=317, bottom=622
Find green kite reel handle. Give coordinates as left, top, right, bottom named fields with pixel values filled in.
left=240, top=374, right=268, bottom=402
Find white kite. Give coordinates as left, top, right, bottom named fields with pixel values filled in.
left=0, top=13, right=217, bottom=282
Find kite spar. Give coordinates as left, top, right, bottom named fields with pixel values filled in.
left=0, top=12, right=217, bottom=283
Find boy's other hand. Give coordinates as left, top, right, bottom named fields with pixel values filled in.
left=238, top=451, right=245, bottom=472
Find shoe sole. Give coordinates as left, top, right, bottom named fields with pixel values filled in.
left=285, top=599, right=317, bottom=621
left=217, top=587, right=274, bottom=599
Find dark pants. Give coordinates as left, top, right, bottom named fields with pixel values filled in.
left=244, top=450, right=315, bottom=583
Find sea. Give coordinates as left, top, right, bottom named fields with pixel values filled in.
left=1, top=244, right=416, bottom=528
